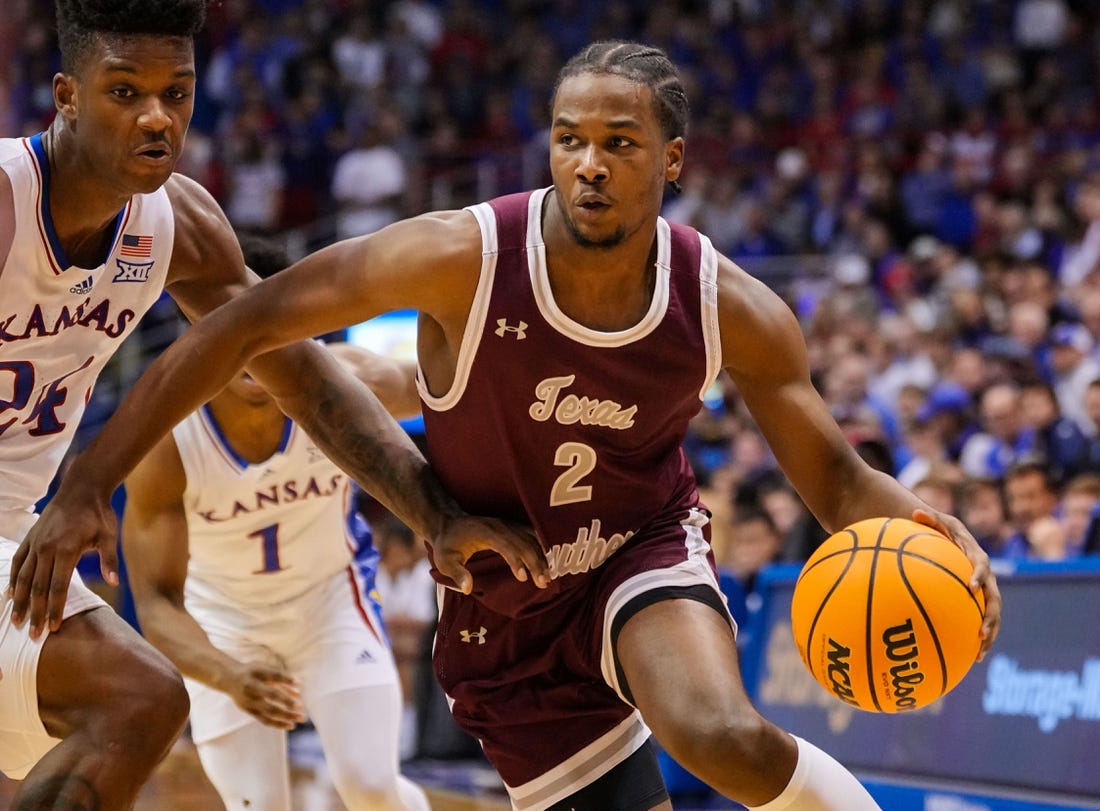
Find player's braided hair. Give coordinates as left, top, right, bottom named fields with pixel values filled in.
left=554, top=40, right=690, bottom=143
left=554, top=41, right=689, bottom=193
left=55, top=0, right=207, bottom=73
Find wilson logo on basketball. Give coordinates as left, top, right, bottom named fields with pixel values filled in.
left=882, top=618, right=925, bottom=711
left=825, top=638, right=859, bottom=707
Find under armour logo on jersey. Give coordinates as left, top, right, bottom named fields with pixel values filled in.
left=113, top=258, right=153, bottom=283
left=494, top=319, right=527, bottom=339
left=69, top=276, right=94, bottom=295
left=460, top=626, right=487, bottom=645
left=355, top=649, right=375, bottom=664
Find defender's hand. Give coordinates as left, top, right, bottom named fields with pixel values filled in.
left=914, top=508, right=1002, bottom=661
left=228, top=663, right=306, bottom=729
left=9, top=483, right=119, bottom=639
left=431, top=515, right=549, bottom=594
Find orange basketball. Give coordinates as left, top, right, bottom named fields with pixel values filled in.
left=790, top=517, right=985, bottom=713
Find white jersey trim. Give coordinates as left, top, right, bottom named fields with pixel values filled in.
left=20, top=137, right=62, bottom=277
left=599, top=508, right=730, bottom=702
left=699, top=233, right=722, bottom=400
left=22, top=135, right=133, bottom=276
left=506, top=713, right=651, bottom=811
left=0, top=133, right=176, bottom=513
left=416, top=206, right=497, bottom=411
left=529, top=187, right=671, bottom=348
left=196, top=405, right=295, bottom=474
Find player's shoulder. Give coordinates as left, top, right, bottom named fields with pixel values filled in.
left=0, top=135, right=27, bottom=165
left=377, top=207, right=482, bottom=268
left=0, top=155, right=14, bottom=270
left=0, top=137, right=25, bottom=211
left=0, top=136, right=38, bottom=205
left=401, top=207, right=480, bottom=245
left=162, top=173, right=238, bottom=274
left=164, top=172, right=223, bottom=219
left=713, top=251, right=802, bottom=358
left=0, top=149, right=13, bottom=203
left=714, top=252, right=786, bottom=314
left=164, top=172, right=233, bottom=242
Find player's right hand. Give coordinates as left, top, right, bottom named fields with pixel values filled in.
left=914, top=507, right=1002, bottom=661
left=229, top=663, right=306, bottom=729
left=430, top=515, right=549, bottom=594
left=8, top=479, right=120, bottom=639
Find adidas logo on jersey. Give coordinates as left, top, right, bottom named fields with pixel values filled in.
left=69, top=276, right=94, bottom=295
left=355, top=649, right=374, bottom=664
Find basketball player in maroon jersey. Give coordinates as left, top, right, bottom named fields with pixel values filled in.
left=15, top=40, right=1002, bottom=811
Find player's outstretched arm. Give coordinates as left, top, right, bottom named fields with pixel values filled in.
left=715, top=256, right=1001, bottom=658
left=9, top=188, right=548, bottom=633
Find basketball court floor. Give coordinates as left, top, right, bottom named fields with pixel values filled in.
left=0, top=732, right=513, bottom=810
left=0, top=728, right=743, bottom=810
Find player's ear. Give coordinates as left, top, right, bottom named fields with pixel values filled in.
left=54, top=73, right=78, bottom=122
left=665, top=137, right=684, bottom=183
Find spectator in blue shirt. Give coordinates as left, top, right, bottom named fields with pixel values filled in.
left=1020, top=377, right=1091, bottom=486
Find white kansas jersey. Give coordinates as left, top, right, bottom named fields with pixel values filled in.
left=172, top=405, right=369, bottom=609
left=0, top=133, right=173, bottom=518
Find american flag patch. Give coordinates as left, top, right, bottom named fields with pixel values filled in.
left=119, top=234, right=153, bottom=258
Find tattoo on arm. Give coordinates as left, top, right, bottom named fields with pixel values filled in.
left=300, top=376, right=452, bottom=538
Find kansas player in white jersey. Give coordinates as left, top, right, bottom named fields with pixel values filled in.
left=0, top=3, right=206, bottom=804
left=0, top=127, right=185, bottom=795
left=122, top=264, right=429, bottom=810
left=0, top=133, right=172, bottom=522
left=3, top=2, right=548, bottom=808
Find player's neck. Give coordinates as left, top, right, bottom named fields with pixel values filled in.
left=544, top=233, right=659, bottom=331
left=206, top=398, right=289, bottom=464
left=42, top=123, right=131, bottom=261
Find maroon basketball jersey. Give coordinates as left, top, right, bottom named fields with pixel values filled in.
left=420, top=188, right=722, bottom=607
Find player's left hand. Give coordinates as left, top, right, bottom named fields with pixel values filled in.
left=8, top=478, right=120, bottom=639
left=913, top=508, right=1002, bottom=661
left=430, top=514, right=549, bottom=594
left=228, top=663, right=306, bottom=729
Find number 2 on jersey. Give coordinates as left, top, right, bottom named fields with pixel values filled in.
left=0, top=356, right=95, bottom=437
left=550, top=441, right=596, bottom=506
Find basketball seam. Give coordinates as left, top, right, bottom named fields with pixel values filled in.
left=864, top=519, right=890, bottom=712
left=890, top=548, right=986, bottom=618
left=896, top=535, right=951, bottom=697
left=803, top=528, right=858, bottom=687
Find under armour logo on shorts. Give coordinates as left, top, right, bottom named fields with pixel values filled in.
left=460, top=626, right=488, bottom=644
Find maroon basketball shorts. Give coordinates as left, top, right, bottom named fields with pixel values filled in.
left=433, top=506, right=735, bottom=810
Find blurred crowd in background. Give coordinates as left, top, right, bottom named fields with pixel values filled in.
left=7, top=0, right=1100, bottom=750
